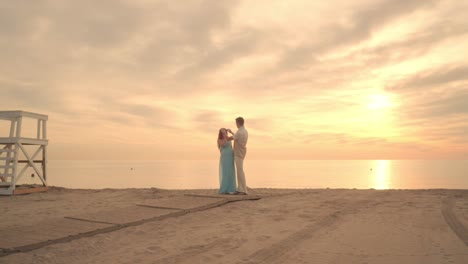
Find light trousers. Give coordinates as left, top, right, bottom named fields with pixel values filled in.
left=235, top=156, right=247, bottom=193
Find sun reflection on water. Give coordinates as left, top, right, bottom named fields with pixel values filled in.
left=373, top=160, right=390, bottom=189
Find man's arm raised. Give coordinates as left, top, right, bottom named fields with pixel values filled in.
left=227, top=129, right=235, bottom=140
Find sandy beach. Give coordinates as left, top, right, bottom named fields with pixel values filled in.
left=1, top=188, right=467, bottom=264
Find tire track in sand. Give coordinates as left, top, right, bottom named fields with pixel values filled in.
left=441, top=196, right=468, bottom=246
left=241, top=194, right=380, bottom=264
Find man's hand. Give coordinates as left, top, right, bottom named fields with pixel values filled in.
left=227, top=129, right=234, bottom=134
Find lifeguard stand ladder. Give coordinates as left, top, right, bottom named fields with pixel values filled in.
left=0, top=111, right=48, bottom=195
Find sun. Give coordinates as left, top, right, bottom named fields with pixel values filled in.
left=354, top=92, right=400, bottom=138
left=367, top=94, right=393, bottom=110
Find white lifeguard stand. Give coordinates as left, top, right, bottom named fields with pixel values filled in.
left=0, top=111, right=48, bottom=195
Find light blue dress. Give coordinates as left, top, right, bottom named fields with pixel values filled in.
left=219, top=140, right=237, bottom=194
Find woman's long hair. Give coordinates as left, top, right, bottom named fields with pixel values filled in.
left=218, top=128, right=225, bottom=140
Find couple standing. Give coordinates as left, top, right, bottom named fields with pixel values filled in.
left=217, top=117, right=248, bottom=195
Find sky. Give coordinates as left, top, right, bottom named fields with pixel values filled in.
left=0, top=0, right=467, bottom=160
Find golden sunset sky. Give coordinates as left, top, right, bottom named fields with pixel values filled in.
left=1, top=0, right=467, bottom=160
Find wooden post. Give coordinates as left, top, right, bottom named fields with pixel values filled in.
left=42, top=145, right=47, bottom=182
left=43, top=120, right=47, bottom=140
left=11, top=143, right=18, bottom=193
left=5, top=144, right=12, bottom=178
left=37, top=119, right=42, bottom=139
left=16, top=117, right=22, bottom=138
left=9, top=120, right=15, bottom=137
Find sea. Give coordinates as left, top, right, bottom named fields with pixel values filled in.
left=30, top=160, right=468, bottom=190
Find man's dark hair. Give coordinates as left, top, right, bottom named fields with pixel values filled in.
left=236, top=117, right=244, bottom=126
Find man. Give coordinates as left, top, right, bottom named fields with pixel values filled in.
left=228, top=117, right=248, bottom=195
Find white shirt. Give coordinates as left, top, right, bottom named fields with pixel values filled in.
left=233, top=126, right=248, bottom=159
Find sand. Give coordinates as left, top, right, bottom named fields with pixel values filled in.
left=0, top=187, right=467, bottom=263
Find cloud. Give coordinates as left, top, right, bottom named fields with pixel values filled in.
left=0, top=0, right=147, bottom=45
left=1, top=0, right=467, bottom=158
left=386, top=64, right=468, bottom=126
left=0, top=1, right=45, bottom=38
left=226, top=1, right=468, bottom=99
left=390, top=86, right=468, bottom=149
left=192, top=110, right=226, bottom=133
left=0, top=0, right=242, bottom=111
left=275, top=0, right=439, bottom=71
left=175, top=28, right=263, bottom=79
left=0, top=0, right=241, bottom=88
left=246, top=117, right=276, bottom=132
left=345, top=21, right=468, bottom=70
left=423, top=89, right=468, bottom=117
left=389, top=65, right=468, bottom=91
left=0, top=78, right=65, bottom=113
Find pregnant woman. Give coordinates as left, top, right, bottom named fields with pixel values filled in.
left=217, top=128, right=237, bottom=194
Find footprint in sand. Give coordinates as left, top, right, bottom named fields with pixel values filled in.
left=256, top=235, right=272, bottom=242
left=273, top=216, right=286, bottom=221
left=298, top=214, right=314, bottom=220
left=132, top=230, right=146, bottom=236
left=147, top=245, right=162, bottom=252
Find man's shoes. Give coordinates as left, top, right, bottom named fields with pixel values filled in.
left=234, top=191, right=247, bottom=195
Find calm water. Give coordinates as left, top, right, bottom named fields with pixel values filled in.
left=33, top=160, right=468, bottom=190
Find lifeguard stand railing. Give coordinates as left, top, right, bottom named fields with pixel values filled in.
left=0, top=111, right=48, bottom=195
